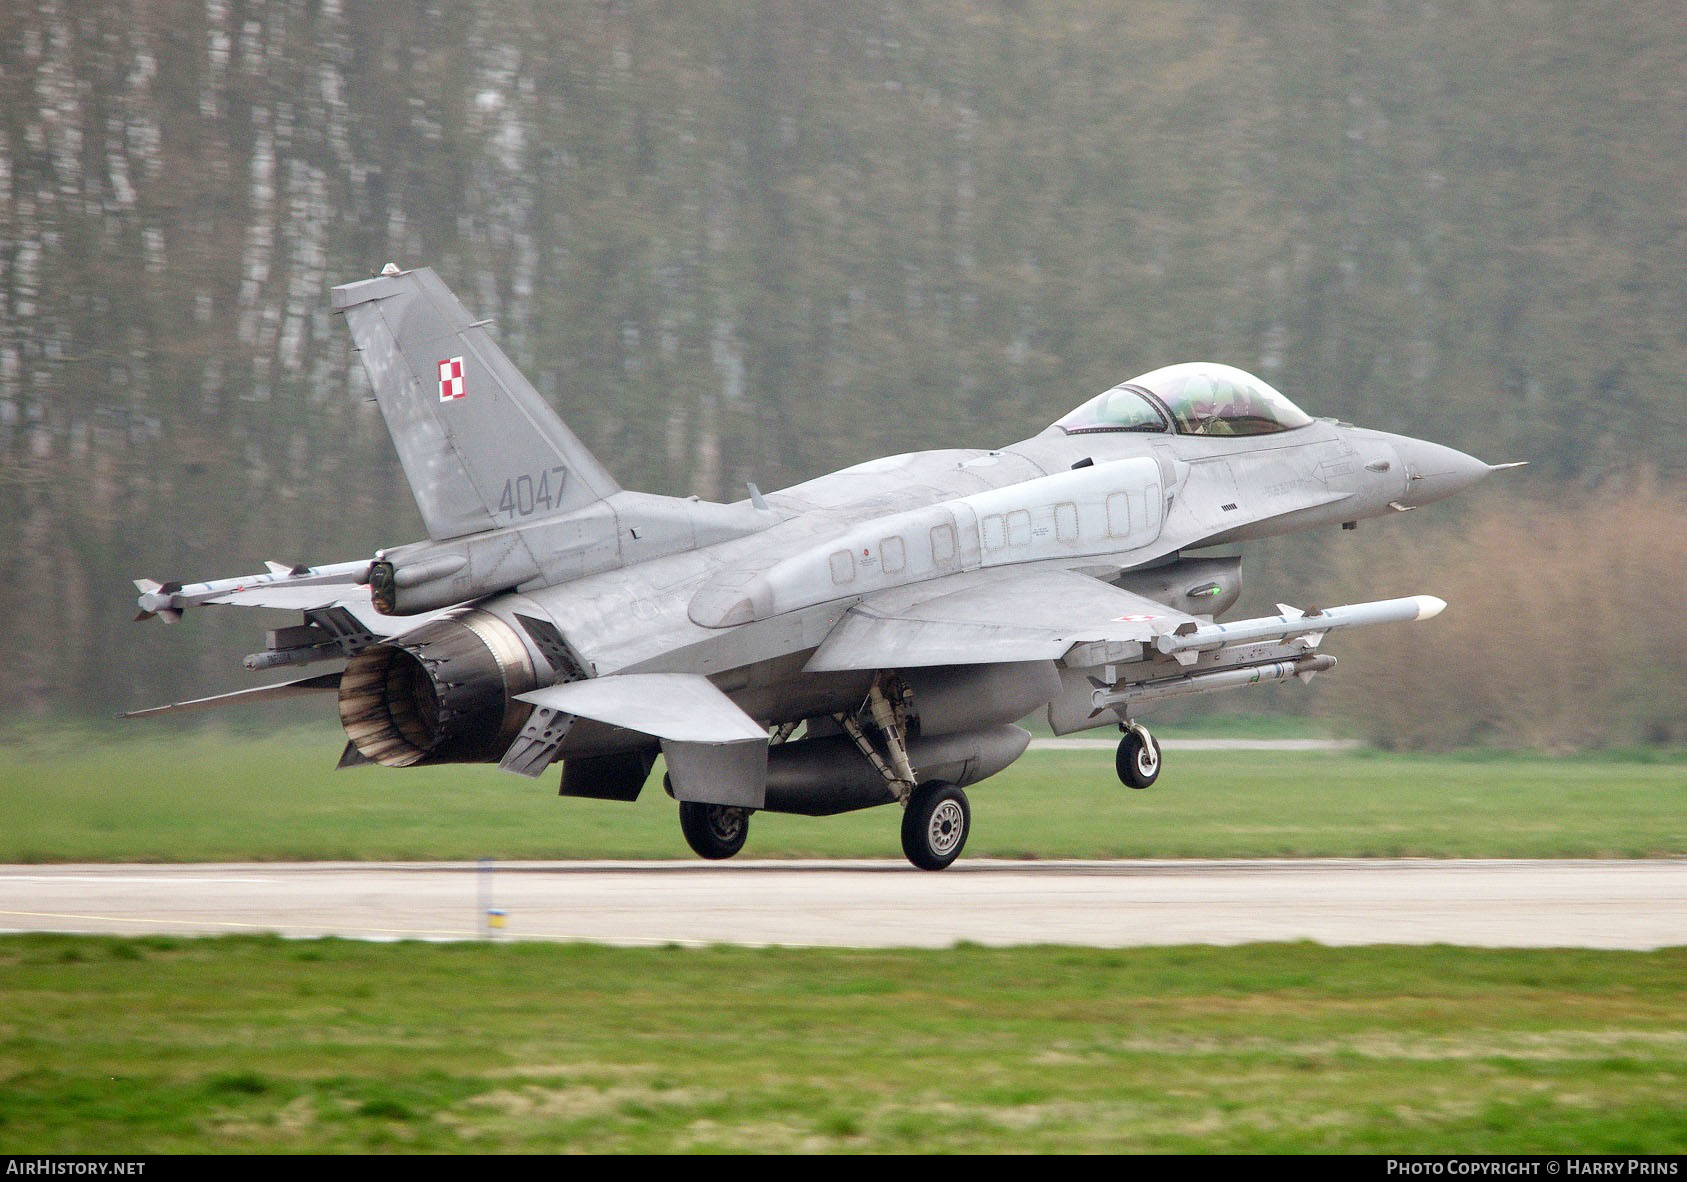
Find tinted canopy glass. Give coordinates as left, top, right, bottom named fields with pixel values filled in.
left=1055, top=363, right=1312, bottom=438
left=1130, top=362, right=1312, bottom=437
left=1052, top=385, right=1169, bottom=434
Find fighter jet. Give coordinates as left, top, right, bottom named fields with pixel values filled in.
left=129, top=264, right=1517, bottom=869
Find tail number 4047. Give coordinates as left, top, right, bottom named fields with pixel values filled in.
left=498, top=466, right=569, bottom=518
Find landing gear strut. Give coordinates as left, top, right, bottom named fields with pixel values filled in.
left=678, top=800, right=751, bottom=860
left=1115, top=721, right=1161, bottom=789
left=834, top=675, right=973, bottom=871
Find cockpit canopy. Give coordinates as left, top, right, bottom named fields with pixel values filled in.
left=1054, top=362, right=1313, bottom=438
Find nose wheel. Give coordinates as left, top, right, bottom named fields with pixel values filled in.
left=900, top=781, right=971, bottom=871
left=1115, top=723, right=1162, bottom=789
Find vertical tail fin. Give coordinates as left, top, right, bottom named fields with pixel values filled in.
left=333, top=265, right=620, bottom=540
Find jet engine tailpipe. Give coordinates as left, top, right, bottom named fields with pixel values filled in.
left=337, top=608, right=537, bottom=766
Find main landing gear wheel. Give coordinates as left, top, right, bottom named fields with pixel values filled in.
left=678, top=801, right=751, bottom=860
left=1116, top=727, right=1162, bottom=789
left=900, top=781, right=971, bottom=871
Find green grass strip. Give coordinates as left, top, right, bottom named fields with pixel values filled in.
left=1, top=936, right=1682, bottom=1153
left=3, top=729, right=1682, bottom=861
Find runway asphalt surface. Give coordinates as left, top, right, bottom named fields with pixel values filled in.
left=3, top=859, right=1683, bottom=949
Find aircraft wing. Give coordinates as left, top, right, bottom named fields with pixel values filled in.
left=804, top=567, right=1201, bottom=671
left=135, top=560, right=372, bottom=618
left=118, top=673, right=345, bottom=719
left=123, top=561, right=457, bottom=721
left=198, top=584, right=429, bottom=636
left=199, top=583, right=366, bottom=610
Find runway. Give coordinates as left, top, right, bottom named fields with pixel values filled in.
left=3, top=859, right=1683, bottom=949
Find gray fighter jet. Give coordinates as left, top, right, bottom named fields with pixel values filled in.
left=130, top=264, right=1517, bottom=869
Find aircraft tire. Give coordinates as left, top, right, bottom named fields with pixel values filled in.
left=900, top=781, right=970, bottom=871
left=1116, top=730, right=1161, bottom=789
left=678, top=801, right=751, bottom=860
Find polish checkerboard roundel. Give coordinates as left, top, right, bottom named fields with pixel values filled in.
left=438, top=356, right=466, bottom=402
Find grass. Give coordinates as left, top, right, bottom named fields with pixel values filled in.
left=4, top=727, right=1682, bottom=1154
left=0, top=935, right=1681, bottom=1153
left=2, top=726, right=1682, bottom=862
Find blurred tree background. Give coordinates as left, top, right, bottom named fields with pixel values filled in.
left=0, top=0, right=1680, bottom=745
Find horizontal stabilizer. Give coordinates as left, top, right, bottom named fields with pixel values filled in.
left=516, top=673, right=767, bottom=743
left=121, top=672, right=342, bottom=719
left=517, top=673, right=768, bottom=805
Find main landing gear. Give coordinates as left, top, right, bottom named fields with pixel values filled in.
left=900, top=781, right=971, bottom=871
left=678, top=800, right=751, bottom=860
left=669, top=678, right=975, bottom=870
left=1115, top=720, right=1162, bottom=789
left=674, top=784, right=973, bottom=870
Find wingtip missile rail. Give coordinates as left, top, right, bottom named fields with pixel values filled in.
left=132, top=559, right=374, bottom=621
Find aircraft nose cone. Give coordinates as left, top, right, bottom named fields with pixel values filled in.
left=1392, top=437, right=1491, bottom=507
